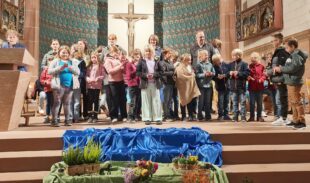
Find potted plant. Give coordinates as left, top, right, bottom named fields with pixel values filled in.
left=63, top=145, right=85, bottom=175
left=178, top=156, right=188, bottom=169
left=123, top=160, right=159, bottom=183
left=187, top=156, right=198, bottom=170
left=83, top=138, right=101, bottom=174
left=172, top=157, right=179, bottom=169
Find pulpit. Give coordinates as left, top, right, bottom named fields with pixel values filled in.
left=0, top=48, right=35, bottom=131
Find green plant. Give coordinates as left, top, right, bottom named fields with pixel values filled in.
left=178, top=157, right=187, bottom=164
left=83, top=138, right=102, bottom=164
left=62, top=145, right=84, bottom=166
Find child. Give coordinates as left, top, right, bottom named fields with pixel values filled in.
left=48, top=45, right=80, bottom=127
left=41, top=39, right=60, bottom=70
left=170, top=50, right=180, bottom=120
left=228, top=49, right=250, bottom=122
left=212, top=54, right=231, bottom=120
left=247, top=52, right=266, bottom=122
left=126, top=49, right=142, bottom=123
left=175, top=54, right=201, bottom=121
left=195, top=50, right=215, bottom=121
left=2, top=29, right=26, bottom=71
left=274, top=38, right=308, bottom=129
left=86, top=52, right=105, bottom=123
left=40, top=54, right=54, bottom=124
left=31, top=79, right=45, bottom=115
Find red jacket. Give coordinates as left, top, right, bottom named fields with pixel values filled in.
left=125, top=61, right=139, bottom=87
left=40, top=68, right=53, bottom=92
left=248, top=63, right=266, bottom=91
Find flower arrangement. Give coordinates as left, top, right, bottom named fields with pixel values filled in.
left=172, top=154, right=199, bottom=170
left=123, top=160, right=159, bottom=183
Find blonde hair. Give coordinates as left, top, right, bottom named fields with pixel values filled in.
left=212, top=39, right=222, bottom=49
left=148, top=34, right=159, bottom=45
left=250, top=52, right=260, bottom=60
left=212, top=54, right=222, bottom=63
left=143, top=45, right=155, bottom=57
left=109, top=45, right=120, bottom=54
left=131, top=48, right=142, bottom=58
left=108, top=34, right=117, bottom=40
left=5, top=29, right=19, bottom=38
left=232, top=49, right=243, bottom=58
left=198, top=50, right=208, bottom=61
left=58, top=45, right=70, bottom=57
left=180, top=53, right=191, bottom=63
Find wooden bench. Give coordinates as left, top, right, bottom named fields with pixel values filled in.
left=20, top=98, right=36, bottom=126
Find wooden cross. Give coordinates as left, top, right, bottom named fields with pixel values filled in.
left=112, top=1, right=148, bottom=54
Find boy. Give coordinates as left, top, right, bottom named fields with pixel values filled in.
left=41, top=39, right=60, bottom=70
left=212, top=54, right=231, bottom=120
left=247, top=52, right=266, bottom=122
left=228, top=49, right=250, bottom=122
left=274, top=38, right=308, bottom=129
left=195, top=50, right=215, bottom=121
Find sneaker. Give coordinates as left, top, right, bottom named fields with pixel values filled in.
left=181, top=117, right=187, bottom=122
left=166, top=118, right=174, bottom=122
left=39, top=108, right=45, bottom=115
left=43, top=117, right=50, bottom=124
left=247, top=117, right=255, bottom=122
left=129, top=119, right=135, bottom=123
left=283, top=118, right=291, bottom=125
left=51, top=121, right=60, bottom=127
left=122, top=118, right=127, bottom=122
left=271, top=117, right=285, bottom=126
left=92, top=118, right=98, bottom=123
left=223, top=116, right=232, bottom=120
left=241, top=117, right=246, bottom=122
left=87, top=118, right=93, bottom=123
left=145, top=121, right=151, bottom=125
left=262, top=111, right=268, bottom=117
left=217, top=116, right=224, bottom=121
left=286, top=122, right=296, bottom=128
left=293, top=123, right=306, bottom=130
left=111, top=119, right=118, bottom=123
left=156, top=121, right=162, bottom=125
left=64, top=121, right=73, bottom=126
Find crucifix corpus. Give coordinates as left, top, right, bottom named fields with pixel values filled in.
left=113, top=1, right=148, bottom=54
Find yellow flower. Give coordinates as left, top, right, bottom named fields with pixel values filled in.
left=141, top=169, right=149, bottom=176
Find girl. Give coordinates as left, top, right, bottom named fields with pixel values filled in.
left=86, top=52, right=105, bottom=123
left=175, top=54, right=201, bottom=121
left=48, top=45, right=80, bottom=127
left=126, top=48, right=142, bottom=123
left=104, top=46, right=127, bottom=123
left=41, top=39, right=60, bottom=70
left=136, top=46, right=163, bottom=125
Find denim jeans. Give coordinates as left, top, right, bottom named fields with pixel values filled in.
left=263, top=89, right=279, bottom=117
left=128, top=86, right=141, bottom=120
left=45, top=91, right=53, bottom=116
left=163, top=84, right=174, bottom=119
left=39, top=91, right=46, bottom=110
left=52, top=86, right=73, bottom=122
left=249, top=90, right=263, bottom=118
left=198, top=87, right=212, bottom=120
left=231, top=89, right=246, bottom=119
left=71, top=88, right=81, bottom=121
left=217, top=90, right=230, bottom=117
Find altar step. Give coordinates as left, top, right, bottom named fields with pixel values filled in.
left=0, top=171, right=49, bottom=183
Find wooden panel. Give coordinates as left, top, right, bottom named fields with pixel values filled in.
left=0, top=48, right=35, bottom=66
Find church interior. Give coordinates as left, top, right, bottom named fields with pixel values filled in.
left=0, top=0, right=310, bottom=182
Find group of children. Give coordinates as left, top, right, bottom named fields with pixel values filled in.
left=2, top=29, right=308, bottom=129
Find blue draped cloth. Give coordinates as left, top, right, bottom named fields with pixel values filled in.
left=63, top=127, right=223, bottom=167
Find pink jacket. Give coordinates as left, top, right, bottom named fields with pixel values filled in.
left=125, top=61, right=139, bottom=87
left=104, top=56, right=124, bottom=82
left=86, top=64, right=105, bottom=89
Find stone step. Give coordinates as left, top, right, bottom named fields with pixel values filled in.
left=0, top=171, right=49, bottom=183
left=223, top=163, right=310, bottom=183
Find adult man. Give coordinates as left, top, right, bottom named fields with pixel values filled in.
left=266, top=33, right=290, bottom=126
left=190, top=30, right=215, bottom=68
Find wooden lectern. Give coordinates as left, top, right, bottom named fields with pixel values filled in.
left=0, top=48, right=35, bottom=131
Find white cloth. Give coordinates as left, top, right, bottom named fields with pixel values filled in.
left=141, top=83, right=162, bottom=121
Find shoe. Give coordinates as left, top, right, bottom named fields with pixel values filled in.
left=283, top=118, right=291, bottom=125
left=181, top=117, right=187, bottom=122
left=145, top=121, right=151, bottom=125
left=156, top=121, right=162, bottom=125
left=111, top=119, right=118, bottom=123
left=64, top=121, right=73, bottom=126
left=217, top=116, right=224, bottom=121
left=129, top=119, right=135, bottom=123
left=39, top=109, right=45, bottom=115
left=87, top=118, right=93, bottom=123
left=293, top=122, right=306, bottom=130
left=166, top=118, right=174, bottom=122
left=51, top=120, right=60, bottom=127
left=257, top=117, right=265, bottom=122
left=84, top=116, right=89, bottom=121
left=286, top=122, right=296, bottom=128
left=122, top=118, right=127, bottom=122
left=241, top=117, right=246, bottom=122
left=262, top=111, right=268, bottom=117
left=92, top=118, right=98, bottom=123
left=43, top=117, right=50, bottom=124
left=232, top=117, right=238, bottom=122
left=272, top=117, right=285, bottom=126
left=247, top=117, right=255, bottom=122
left=223, top=116, right=231, bottom=120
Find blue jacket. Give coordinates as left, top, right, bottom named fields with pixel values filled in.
left=213, top=62, right=230, bottom=91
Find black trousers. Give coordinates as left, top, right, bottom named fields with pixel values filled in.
left=277, top=84, right=288, bottom=119
left=80, top=86, right=88, bottom=118
left=87, top=89, right=100, bottom=119
left=181, top=98, right=197, bottom=119
left=128, top=86, right=141, bottom=120
left=109, top=81, right=127, bottom=120
left=198, top=87, right=212, bottom=120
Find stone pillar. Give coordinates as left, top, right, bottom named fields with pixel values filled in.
left=23, top=0, right=40, bottom=80
left=219, top=0, right=238, bottom=60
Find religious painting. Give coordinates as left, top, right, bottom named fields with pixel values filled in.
left=237, top=0, right=283, bottom=41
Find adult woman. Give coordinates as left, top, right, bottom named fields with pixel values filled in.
left=136, top=46, right=163, bottom=125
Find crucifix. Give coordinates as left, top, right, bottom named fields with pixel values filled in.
left=112, top=0, right=148, bottom=54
